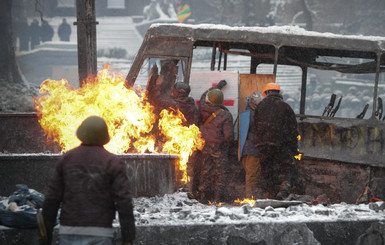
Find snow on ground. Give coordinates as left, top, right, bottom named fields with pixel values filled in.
left=111, top=191, right=385, bottom=227
left=1, top=187, right=385, bottom=230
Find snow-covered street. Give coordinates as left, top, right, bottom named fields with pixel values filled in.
left=2, top=190, right=385, bottom=244
left=130, top=191, right=385, bottom=226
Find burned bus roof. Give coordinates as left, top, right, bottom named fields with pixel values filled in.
left=147, top=23, right=385, bottom=54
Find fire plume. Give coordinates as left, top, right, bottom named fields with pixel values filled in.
left=34, top=66, right=204, bottom=183
left=159, top=109, right=204, bottom=182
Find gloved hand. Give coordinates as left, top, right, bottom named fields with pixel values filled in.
left=216, top=80, right=227, bottom=90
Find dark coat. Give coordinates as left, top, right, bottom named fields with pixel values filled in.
left=58, top=22, right=71, bottom=41
left=152, top=85, right=200, bottom=127
left=199, top=89, right=234, bottom=146
left=254, top=93, right=298, bottom=155
left=42, top=144, right=135, bottom=243
left=40, top=23, right=54, bottom=42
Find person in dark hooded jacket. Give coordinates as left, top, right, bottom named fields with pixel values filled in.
left=196, top=80, right=234, bottom=204
left=254, top=83, right=298, bottom=200
left=42, top=116, right=135, bottom=245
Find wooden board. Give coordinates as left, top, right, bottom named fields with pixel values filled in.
left=239, top=74, right=275, bottom=112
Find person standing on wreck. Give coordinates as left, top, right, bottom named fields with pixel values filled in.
left=254, top=83, right=298, bottom=200
left=41, top=116, right=136, bottom=245
left=196, top=80, right=234, bottom=204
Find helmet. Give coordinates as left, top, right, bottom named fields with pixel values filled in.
left=248, top=91, right=263, bottom=109
left=206, top=89, right=224, bottom=105
left=262, top=83, right=281, bottom=96
left=171, top=82, right=191, bottom=98
left=76, top=116, right=110, bottom=145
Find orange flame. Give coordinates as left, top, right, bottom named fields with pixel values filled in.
left=294, top=153, right=303, bottom=160
left=158, top=109, right=204, bottom=182
left=208, top=201, right=223, bottom=206
left=34, top=66, right=204, bottom=183
left=234, top=197, right=256, bottom=207
left=295, top=134, right=303, bottom=160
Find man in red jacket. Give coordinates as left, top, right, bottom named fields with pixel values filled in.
left=254, top=83, right=298, bottom=200
left=42, top=116, right=135, bottom=245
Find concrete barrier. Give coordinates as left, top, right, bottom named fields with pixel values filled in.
left=0, top=113, right=59, bottom=154
left=0, top=153, right=177, bottom=197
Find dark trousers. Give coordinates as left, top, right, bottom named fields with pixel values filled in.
left=197, top=151, right=229, bottom=204
left=258, top=145, right=294, bottom=199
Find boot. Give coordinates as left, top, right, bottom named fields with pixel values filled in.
left=276, top=181, right=291, bottom=200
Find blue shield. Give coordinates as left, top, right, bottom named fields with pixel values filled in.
left=238, top=109, right=251, bottom=160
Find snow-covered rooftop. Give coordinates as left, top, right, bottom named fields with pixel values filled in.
left=151, top=23, right=385, bottom=42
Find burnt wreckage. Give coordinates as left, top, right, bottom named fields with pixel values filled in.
left=2, top=24, right=385, bottom=244
left=125, top=24, right=385, bottom=203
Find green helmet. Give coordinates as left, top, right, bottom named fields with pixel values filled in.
left=76, top=116, right=110, bottom=145
left=206, top=89, right=224, bottom=105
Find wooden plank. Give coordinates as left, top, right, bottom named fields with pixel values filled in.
left=239, top=74, right=275, bottom=112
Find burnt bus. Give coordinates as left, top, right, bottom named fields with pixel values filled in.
left=125, top=24, right=385, bottom=203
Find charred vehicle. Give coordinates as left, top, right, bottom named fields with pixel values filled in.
left=125, top=24, right=385, bottom=203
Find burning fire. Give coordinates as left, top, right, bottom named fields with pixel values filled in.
left=159, top=109, right=204, bottom=181
left=208, top=201, right=223, bottom=206
left=234, top=197, right=256, bottom=207
left=295, top=134, right=303, bottom=160
left=34, top=66, right=204, bottom=183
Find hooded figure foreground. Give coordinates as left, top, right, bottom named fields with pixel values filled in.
left=42, top=116, right=135, bottom=245
left=196, top=80, right=234, bottom=204
left=254, top=83, right=298, bottom=200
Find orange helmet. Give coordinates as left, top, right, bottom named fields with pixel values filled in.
left=262, top=83, right=281, bottom=96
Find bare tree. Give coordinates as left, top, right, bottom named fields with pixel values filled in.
left=0, top=0, right=24, bottom=84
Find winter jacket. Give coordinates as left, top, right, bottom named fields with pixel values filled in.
left=254, top=93, right=298, bottom=155
left=40, top=23, right=54, bottom=42
left=58, top=22, right=71, bottom=41
left=199, top=89, right=234, bottom=146
left=152, top=85, right=201, bottom=126
left=42, top=144, right=135, bottom=243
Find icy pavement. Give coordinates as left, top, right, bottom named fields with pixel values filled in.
left=126, top=191, right=385, bottom=227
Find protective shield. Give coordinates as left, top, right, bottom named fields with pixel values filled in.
left=238, top=109, right=251, bottom=161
